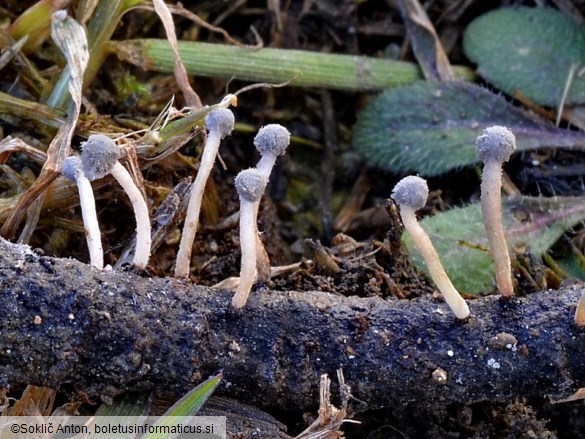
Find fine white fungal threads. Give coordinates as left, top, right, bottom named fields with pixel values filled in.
left=392, top=175, right=429, bottom=211
left=254, top=124, right=291, bottom=179
left=80, top=134, right=121, bottom=181
left=476, top=126, right=516, bottom=164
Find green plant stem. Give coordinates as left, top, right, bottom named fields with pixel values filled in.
left=0, top=90, right=213, bottom=152
left=8, top=0, right=66, bottom=52
left=0, top=91, right=65, bottom=130
left=108, top=39, right=476, bottom=91
left=150, top=107, right=212, bottom=144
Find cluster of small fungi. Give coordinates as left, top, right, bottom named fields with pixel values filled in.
left=61, top=100, right=289, bottom=310
left=61, top=116, right=585, bottom=322
left=392, top=126, right=585, bottom=325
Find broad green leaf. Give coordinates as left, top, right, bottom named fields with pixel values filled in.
left=143, top=372, right=222, bottom=439
left=463, top=7, right=585, bottom=106
left=406, top=196, right=585, bottom=294
left=352, top=81, right=585, bottom=176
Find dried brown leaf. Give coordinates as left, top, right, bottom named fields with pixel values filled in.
left=152, top=0, right=201, bottom=108
left=1, top=11, right=88, bottom=241
left=396, top=0, right=453, bottom=81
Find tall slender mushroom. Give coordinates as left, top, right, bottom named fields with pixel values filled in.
left=61, top=156, right=103, bottom=269
left=476, top=126, right=516, bottom=297
left=232, top=168, right=268, bottom=309
left=174, top=108, right=235, bottom=278
left=252, top=124, right=291, bottom=281
left=392, top=176, right=470, bottom=319
left=575, top=292, right=585, bottom=326
left=80, top=134, right=152, bottom=270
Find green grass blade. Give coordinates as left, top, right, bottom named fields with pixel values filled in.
left=160, top=372, right=222, bottom=418
left=88, top=392, right=152, bottom=439
left=141, top=372, right=222, bottom=439
left=94, top=392, right=152, bottom=417
left=108, top=39, right=475, bottom=91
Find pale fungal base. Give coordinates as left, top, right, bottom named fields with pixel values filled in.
left=75, top=173, right=104, bottom=269
left=400, top=206, right=470, bottom=319
left=174, top=129, right=222, bottom=278
left=575, top=291, right=585, bottom=326
left=481, top=161, right=514, bottom=297
left=62, top=156, right=104, bottom=270
left=256, top=155, right=277, bottom=179
left=248, top=160, right=274, bottom=283
left=255, top=232, right=271, bottom=283
left=110, top=162, right=152, bottom=270
left=232, top=201, right=260, bottom=308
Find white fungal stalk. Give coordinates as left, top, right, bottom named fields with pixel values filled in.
left=175, top=108, right=235, bottom=278
left=575, top=291, right=585, bottom=326
left=392, top=176, right=470, bottom=319
left=62, top=156, right=104, bottom=269
left=109, top=162, right=151, bottom=270
left=80, top=134, right=152, bottom=270
left=232, top=169, right=267, bottom=309
left=476, top=126, right=516, bottom=297
left=251, top=124, right=291, bottom=281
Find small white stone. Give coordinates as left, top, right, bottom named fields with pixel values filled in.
left=487, top=358, right=501, bottom=369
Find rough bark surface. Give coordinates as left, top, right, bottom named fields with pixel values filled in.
left=1, top=236, right=584, bottom=412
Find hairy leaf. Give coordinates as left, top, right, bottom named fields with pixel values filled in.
left=463, top=7, right=585, bottom=106
left=406, top=196, right=585, bottom=294
left=353, top=81, right=585, bottom=176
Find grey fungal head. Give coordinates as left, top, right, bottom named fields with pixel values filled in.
left=62, top=156, right=82, bottom=181
left=392, top=175, right=429, bottom=211
left=205, top=108, right=235, bottom=139
left=254, top=124, right=291, bottom=157
left=80, top=134, right=120, bottom=181
left=235, top=169, right=267, bottom=203
left=476, top=126, right=516, bottom=163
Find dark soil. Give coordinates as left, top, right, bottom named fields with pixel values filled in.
left=1, top=0, right=585, bottom=437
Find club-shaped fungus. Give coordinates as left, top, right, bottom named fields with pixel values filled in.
left=392, top=176, right=470, bottom=319
left=251, top=124, right=291, bottom=281
left=175, top=108, right=235, bottom=278
left=254, top=124, right=291, bottom=179
left=476, top=126, right=516, bottom=297
left=80, top=134, right=151, bottom=270
left=232, top=168, right=268, bottom=309
left=61, top=156, right=103, bottom=269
